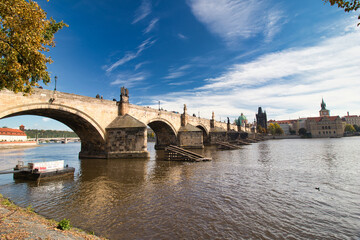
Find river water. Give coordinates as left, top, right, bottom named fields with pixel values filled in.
left=0, top=138, right=359, bottom=239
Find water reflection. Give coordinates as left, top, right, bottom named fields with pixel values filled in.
left=0, top=139, right=359, bottom=239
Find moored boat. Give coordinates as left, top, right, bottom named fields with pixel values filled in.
left=13, top=160, right=74, bottom=181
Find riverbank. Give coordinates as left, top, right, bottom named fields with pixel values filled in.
left=0, top=194, right=107, bottom=240
left=263, top=135, right=301, bottom=139
left=0, top=141, right=38, bottom=149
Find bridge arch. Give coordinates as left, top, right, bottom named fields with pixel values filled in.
left=146, top=118, right=177, bottom=149
left=196, top=124, right=209, bottom=145
left=0, top=103, right=106, bottom=158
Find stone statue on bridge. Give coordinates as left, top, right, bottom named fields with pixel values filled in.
left=121, top=87, right=129, bottom=97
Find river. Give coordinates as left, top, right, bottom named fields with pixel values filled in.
left=0, top=137, right=359, bottom=239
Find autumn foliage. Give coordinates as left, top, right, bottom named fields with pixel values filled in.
left=0, top=0, right=67, bottom=93
left=323, top=0, right=360, bottom=25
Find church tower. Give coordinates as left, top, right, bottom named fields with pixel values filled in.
left=319, top=98, right=330, bottom=117
left=256, top=107, right=267, bottom=130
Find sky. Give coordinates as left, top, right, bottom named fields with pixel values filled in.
left=1, top=0, right=360, bottom=130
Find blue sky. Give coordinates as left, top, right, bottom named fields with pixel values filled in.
left=1, top=0, right=360, bottom=130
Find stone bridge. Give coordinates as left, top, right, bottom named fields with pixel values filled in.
left=0, top=88, right=253, bottom=159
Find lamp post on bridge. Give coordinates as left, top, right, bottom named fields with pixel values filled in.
left=54, top=76, right=58, bottom=91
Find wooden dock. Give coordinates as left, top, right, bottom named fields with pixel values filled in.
left=236, top=140, right=251, bottom=145
left=165, top=145, right=211, bottom=162
left=216, top=142, right=242, bottom=150
left=243, top=138, right=258, bottom=143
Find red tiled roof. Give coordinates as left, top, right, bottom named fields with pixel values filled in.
left=343, top=115, right=359, bottom=118
left=0, top=128, right=26, bottom=136
left=306, top=116, right=340, bottom=122
left=268, top=119, right=298, bottom=124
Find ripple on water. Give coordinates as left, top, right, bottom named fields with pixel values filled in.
left=0, top=139, right=360, bottom=239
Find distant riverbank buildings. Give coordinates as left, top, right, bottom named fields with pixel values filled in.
left=267, top=99, right=347, bottom=138
left=342, top=112, right=360, bottom=126
left=0, top=125, right=27, bottom=142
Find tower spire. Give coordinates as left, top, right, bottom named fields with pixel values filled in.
left=321, top=98, right=326, bottom=110
left=319, top=98, right=330, bottom=117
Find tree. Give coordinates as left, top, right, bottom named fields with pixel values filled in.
left=268, top=123, right=284, bottom=135
left=257, top=125, right=266, bottom=134
left=0, top=0, right=67, bottom=93
left=298, top=128, right=307, bottom=136
left=323, top=0, right=360, bottom=26
left=344, top=124, right=356, bottom=132
left=275, top=125, right=284, bottom=135
left=353, top=124, right=360, bottom=132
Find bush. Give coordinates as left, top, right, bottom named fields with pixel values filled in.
left=57, top=218, right=71, bottom=230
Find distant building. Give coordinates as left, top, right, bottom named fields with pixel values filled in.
left=235, top=113, right=249, bottom=131
left=0, top=126, right=27, bottom=142
left=342, top=112, right=360, bottom=126
left=256, top=107, right=267, bottom=130
left=266, top=99, right=345, bottom=137
left=268, top=119, right=307, bottom=135
left=306, top=99, right=345, bottom=138
left=235, top=113, right=247, bottom=127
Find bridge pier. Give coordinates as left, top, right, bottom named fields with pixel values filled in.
left=208, top=112, right=227, bottom=144
left=177, top=125, right=204, bottom=149
left=79, top=140, right=106, bottom=159
left=105, top=114, right=149, bottom=159
left=104, top=87, right=149, bottom=159
left=176, top=104, right=204, bottom=149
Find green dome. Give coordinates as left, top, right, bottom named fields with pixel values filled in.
left=236, top=113, right=247, bottom=126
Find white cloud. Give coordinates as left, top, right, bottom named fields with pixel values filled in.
left=199, top=31, right=360, bottom=90
left=132, top=0, right=152, bottom=24
left=42, top=118, right=50, bottom=122
left=168, top=81, right=194, bottom=86
left=105, top=38, right=157, bottom=73
left=143, top=18, right=159, bottom=34
left=135, top=61, right=150, bottom=71
left=110, top=72, right=149, bottom=87
left=187, top=0, right=284, bottom=44
left=264, top=10, right=285, bottom=42
left=177, top=33, right=188, bottom=40
left=146, top=28, right=360, bottom=121
left=164, top=64, right=192, bottom=80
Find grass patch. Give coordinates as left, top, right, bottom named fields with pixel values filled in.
left=26, top=204, right=35, bottom=213
left=57, top=218, right=71, bottom=230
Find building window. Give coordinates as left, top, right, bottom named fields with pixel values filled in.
left=319, top=132, right=321, bottom=135
left=328, top=126, right=331, bottom=129
left=334, top=131, right=336, bottom=134
left=322, top=126, right=324, bottom=129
